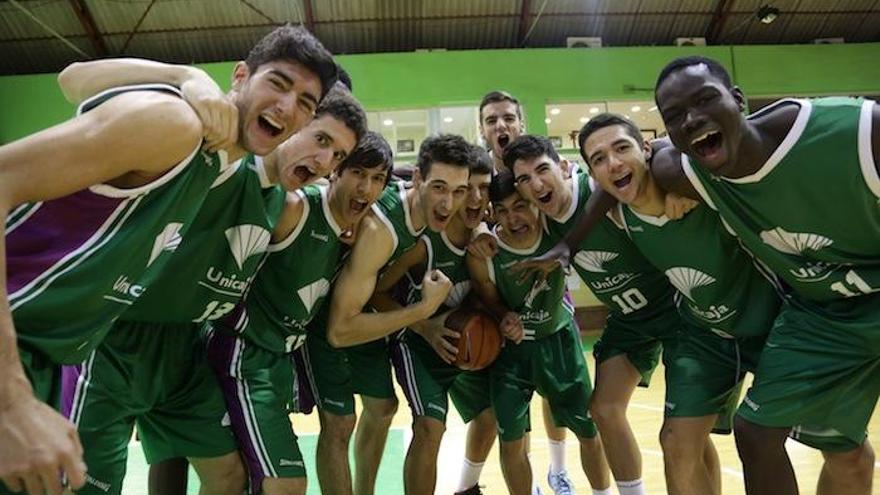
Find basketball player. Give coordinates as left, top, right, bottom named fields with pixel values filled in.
left=304, top=134, right=471, bottom=495
left=466, top=170, right=612, bottom=495
left=206, top=131, right=388, bottom=495
left=579, top=113, right=785, bottom=495
left=0, top=24, right=336, bottom=495
left=366, top=147, right=494, bottom=495
left=508, top=134, right=681, bottom=495
left=652, top=56, right=880, bottom=495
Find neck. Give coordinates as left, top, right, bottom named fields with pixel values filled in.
left=405, top=186, right=426, bottom=231
left=445, top=215, right=471, bottom=248
left=261, top=151, right=279, bottom=184
left=629, top=172, right=666, bottom=217
left=551, top=177, right=574, bottom=220
left=327, top=185, right=353, bottom=231
left=725, top=124, right=767, bottom=178
left=499, top=226, right=539, bottom=250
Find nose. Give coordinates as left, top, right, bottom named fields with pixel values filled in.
left=467, top=187, right=480, bottom=205
left=682, top=108, right=705, bottom=135
left=317, top=147, right=334, bottom=170
left=356, top=176, right=369, bottom=194
left=608, top=152, right=624, bottom=171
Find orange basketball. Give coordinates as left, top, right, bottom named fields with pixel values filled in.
left=445, top=308, right=502, bottom=371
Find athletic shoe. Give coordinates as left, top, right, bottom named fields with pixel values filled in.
left=548, top=469, right=576, bottom=495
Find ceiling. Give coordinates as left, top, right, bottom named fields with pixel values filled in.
left=1, top=0, right=878, bottom=75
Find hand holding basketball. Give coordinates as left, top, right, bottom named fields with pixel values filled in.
left=444, top=308, right=502, bottom=370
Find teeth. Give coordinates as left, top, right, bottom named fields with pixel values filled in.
left=691, top=131, right=717, bottom=146
left=262, top=114, right=283, bottom=131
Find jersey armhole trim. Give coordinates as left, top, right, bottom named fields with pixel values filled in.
left=858, top=99, right=880, bottom=199
left=268, top=190, right=309, bottom=252
left=680, top=155, right=717, bottom=211
left=88, top=143, right=202, bottom=198
left=372, top=203, right=400, bottom=256
left=211, top=156, right=243, bottom=188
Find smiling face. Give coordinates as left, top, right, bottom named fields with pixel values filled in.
left=494, top=190, right=540, bottom=244
left=656, top=63, right=748, bottom=176
left=511, top=154, right=570, bottom=219
left=480, top=101, right=524, bottom=162
left=329, top=163, right=389, bottom=228
left=230, top=60, right=323, bottom=156
left=458, top=172, right=492, bottom=229
left=413, top=162, right=470, bottom=232
left=583, top=124, right=652, bottom=206
left=272, top=114, right=357, bottom=191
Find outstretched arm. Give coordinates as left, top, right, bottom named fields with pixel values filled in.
left=58, top=58, right=235, bottom=152
left=327, top=215, right=451, bottom=347
left=0, top=90, right=202, bottom=495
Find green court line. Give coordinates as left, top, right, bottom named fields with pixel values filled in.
left=122, top=429, right=406, bottom=494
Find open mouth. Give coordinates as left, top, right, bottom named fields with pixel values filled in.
left=434, top=211, right=451, bottom=225
left=510, top=223, right=530, bottom=235
left=349, top=198, right=368, bottom=214
left=464, top=207, right=482, bottom=222
left=613, top=173, right=633, bottom=189
left=258, top=114, right=284, bottom=137
left=537, top=191, right=553, bottom=205
left=691, top=130, right=723, bottom=160
left=292, top=165, right=316, bottom=185
left=497, top=134, right=510, bottom=150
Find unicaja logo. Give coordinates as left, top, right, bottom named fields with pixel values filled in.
left=574, top=251, right=619, bottom=273
left=225, top=225, right=271, bottom=270
left=297, top=278, right=330, bottom=314
left=665, top=267, right=715, bottom=301
left=760, top=227, right=833, bottom=255
left=148, top=223, right=184, bottom=267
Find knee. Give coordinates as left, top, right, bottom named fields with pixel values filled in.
left=366, top=398, right=398, bottom=422
left=659, top=425, right=695, bottom=463
left=412, top=417, right=445, bottom=444
left=499, top=438, right=528, bottom=460
left=590, top=400, right=624, bottom=428
left=321, top=413, right=356, bottom=445
left=733, top=416, right=786, bottom=457
left=826, top=442, right=875, bottom=482
left=198, top=455, right=247, bottom=495
left=262, top=476, right=307, bottom=495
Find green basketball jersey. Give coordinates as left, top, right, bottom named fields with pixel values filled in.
left=489, top=228, right=574, bottom=341
left=403, top=230, right=471, bottom=309
left=619, top=203, right=781, bottom=337
left=545, top=167, right=677, bottom=322
left=681, top=97, right=880, bottom=305
left=7, top=84, right=228, bottom=364
left=373, top=180, right=425, bottom=264
left=228, top=184, right=348, bottom=353
left=121, top=154, right=286, bottom=324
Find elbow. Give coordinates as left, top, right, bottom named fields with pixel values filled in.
left=57, top=63, right=86, bottom=103
left=327, top=323, right=349, bottom=348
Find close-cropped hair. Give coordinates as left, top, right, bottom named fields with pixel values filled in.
left=577, top=113, right=644, bottom=164
left=502, top=135, right=560, bottom=171
left=470, top=145, right=494, bottom=176
left=655, top=56, right=734, bottom=93
left=415, top=134, right=473, bottom=178
left=337, top=131, right=394, bottom=186
left=315, top=86, right=368, bottom=142
left=245, top=24, right=338, bottom=100
left=479, top=90, right=523, bottom=121
left=489, top=169, right=518, bottom=204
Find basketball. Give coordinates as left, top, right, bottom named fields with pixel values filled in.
left=444, top=308, right=502, bottom=371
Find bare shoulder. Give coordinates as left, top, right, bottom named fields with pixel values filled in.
left=271, top=191, right=307, bottom=242
left=753, top=99, right=801, bottom=142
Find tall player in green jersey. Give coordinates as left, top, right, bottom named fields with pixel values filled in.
left=506, top=135, right=681, bottom=495
left=0, top=25, right=336, bottom=495
left=467, top=171, right=612, bottom=495
left=207, top=132, right=388, bottom=495
left=579, top=113, right=787, bottom=495
left=651, top=56, right=880, bottom=495
left=368, top=148, right=495, bottom=495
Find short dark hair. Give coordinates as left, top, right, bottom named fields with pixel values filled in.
left=245, top=24, right=338, bottom=100
left=337, top=65, right=353, bottom=91
left=655, top=56, right=733, bottom=93
left=479, top=90, right=523, bottom=122
left=577, top=113, right=644, bottom=164
left=470, top=145, right=494, bottom=176
left=502, top=135, right=560, bottom=171
left=314, top=86, right=367, bottom=142
left=337, top=131, right=393, bottom=186
left=416, top=134, right=473, bottom=178
left=489, top=169, right=518, bottom=204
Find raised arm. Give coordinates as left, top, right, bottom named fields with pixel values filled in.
left=327, top=216, right=451, bottom=347
left=0, top=90, right=202, bottom=494
left=58, top=58, right=235, bottom=151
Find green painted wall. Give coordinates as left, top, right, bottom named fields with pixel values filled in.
left=2, top=42, right=878, bottom=143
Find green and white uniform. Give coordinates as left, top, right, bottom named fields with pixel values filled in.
left=391, top=230, right=492, bottom=423
left=618, top=203, right=781, bottom=431
left=8, top=85, right=226, bottom=412
left=209, top=184, right=347, bottom=485
left=61, top=156, right=284, bottom=494
left=681, top=97, right=880, bottom=450
left=488, top=227, right=597, bottom=442
left=305, top=180, right=424, bottom=415
left=546, top=166, right=681, bottom=386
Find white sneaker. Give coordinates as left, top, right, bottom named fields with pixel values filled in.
left=547, top=469, right=576, bottom=495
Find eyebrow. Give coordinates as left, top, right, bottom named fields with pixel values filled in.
left=271, top=69, right=320, bottom=108
left=588, top=139, right=629, bottom=163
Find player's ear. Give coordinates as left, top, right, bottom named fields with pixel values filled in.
left=231, top=62, right=250, bottom=91
left=559, top=158, right=571, bottom=179
left=732, top=86, right=747, bottom=112
left=412, top=168, right=423, bottom=188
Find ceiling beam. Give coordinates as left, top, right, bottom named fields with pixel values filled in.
left=517, top=0, right=531, bottom=45
left=705, top=0, right=734, bottom=44
left=302, top=0, right=315, bottom=33
left=67, top=0, right=106, bottom=56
